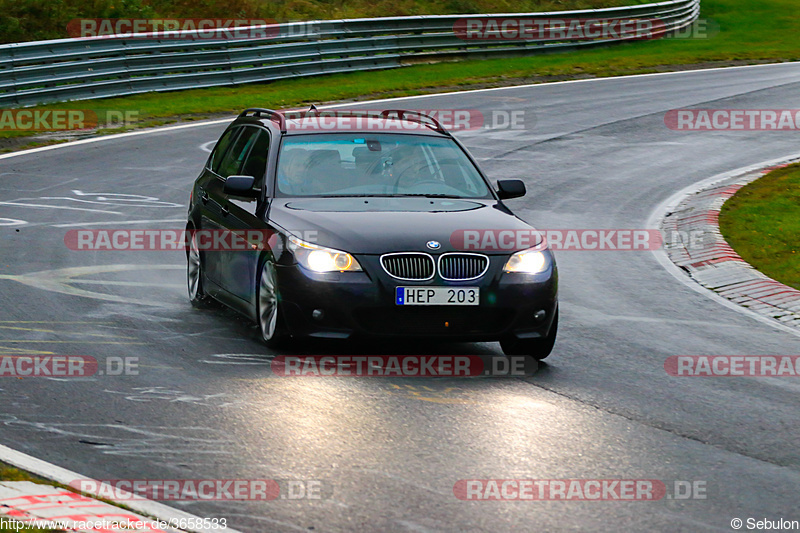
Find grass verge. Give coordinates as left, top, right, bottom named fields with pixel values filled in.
left=719, top=163, right=800, bottom=290
left=2, top=0, right=799, bottom=152
left=0, top=461, right=142, bottom=533
left=0, top=463, right=64, bottom=532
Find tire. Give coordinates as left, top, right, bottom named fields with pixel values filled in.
left=257, top=260, right=287, bottom=348
left=500, top=308, right=558, bottom=360
left=187, top=229, right=212, bottom=307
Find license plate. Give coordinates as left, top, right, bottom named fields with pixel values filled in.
left=396, top=287, right=479, bottom=306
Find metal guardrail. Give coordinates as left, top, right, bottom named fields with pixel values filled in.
left=0, top=0, right=699, bottom=107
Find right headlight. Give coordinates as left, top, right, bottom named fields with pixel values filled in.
left=503, top=248, right=548, bottom=274
left=288, top=235, right=362, bottom=273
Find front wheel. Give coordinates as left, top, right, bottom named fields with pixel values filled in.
left=500, top=308, right=558, bottom=360
left=257, top=260, right=287, bottom=347
left=187, top=230, right=211, bottom=307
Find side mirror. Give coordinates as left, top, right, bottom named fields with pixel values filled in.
left=496, top=179, right=526, bottom=200
left=224, top=175, right=259, bottom=198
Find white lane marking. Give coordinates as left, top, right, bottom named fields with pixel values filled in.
left=70, top=280, right=182, bottom=288
left=646, top=150, right=800, bottom=340
left=39, top=197, right=161, bottom=207
left=0, top=218, right=26, bottom=226
left=312, top=62, right=800, bottom=107
left=201, top=354, right=274, bottom=365
left=0, top=201, right=122, bottom=214
left=395, top=520, right=438, bottom=533
left=52, top=218, right=186, bottom=228
left=0, top=191, right=182, bottom=219
left=0, top=264, right=184, bottom=306
left=102, top=387, right=245, bottom=408
left=71, top=190, right=183, bottom=208
left=0, top=62, right=798, bottom=163
left=200, top=140, right=216, bottom=153
left=0, top=118, right=234, bottom=161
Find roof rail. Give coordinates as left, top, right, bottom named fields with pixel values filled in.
left=379, top=109, right=449, bottom=135
left=261, top=108, right=451, bottom=136
left=238, top=108, right=286, bottom=133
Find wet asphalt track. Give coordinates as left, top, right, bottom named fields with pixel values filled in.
left=2, top=63, right=800, bottom=532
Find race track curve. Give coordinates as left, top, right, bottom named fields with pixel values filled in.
left=2, top=62, right=800, bottom=532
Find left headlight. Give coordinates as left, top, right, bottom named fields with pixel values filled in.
left=503, top=247, right=548, bottom=274
left=288, top=235, right=362, bottom=273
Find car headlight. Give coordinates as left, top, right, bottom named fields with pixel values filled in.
left=288, top=236, right=362, bottom=272
left=503, top=248, right=548, bottom=274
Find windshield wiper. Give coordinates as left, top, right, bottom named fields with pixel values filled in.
left=319, top=194, right=396, bottom=198
left=318, top=193, right=463, bottom=199
left=389, top=193, right=463, bottom=198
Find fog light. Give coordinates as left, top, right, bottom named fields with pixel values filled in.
left=534, top=310, right=546, bottom=322
left=312, top=309, right=324, bottom=321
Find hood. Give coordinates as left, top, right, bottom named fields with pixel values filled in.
left=267, top=197, right=538, bottom=254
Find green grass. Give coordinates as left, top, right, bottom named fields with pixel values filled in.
left=2, top=0, right=800, bottom=150
left=0, top=463, right=63, bottom=532
left=0, top=461, right=142, bottom=533
left=719, top=163, right=800, bottom=290
left=0, top=463, right=45, bottom=483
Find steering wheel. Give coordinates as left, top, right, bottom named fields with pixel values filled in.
left=392, top=164, right=442, bottom=192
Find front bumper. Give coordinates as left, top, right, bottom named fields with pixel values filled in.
left=276, top=253, right=557, bottom=341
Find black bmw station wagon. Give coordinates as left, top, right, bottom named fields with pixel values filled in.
left=187, top=108, right=558, bottom=359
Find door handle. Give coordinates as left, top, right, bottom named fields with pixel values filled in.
left=221, top=204, right=230, bottom=216
left=201, top=190, right=209, bottom=204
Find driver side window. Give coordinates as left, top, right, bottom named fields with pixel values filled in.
left=209, top=127, right=240, bottom=175
left=240, top=130, right=271, bottom=182
left=216, top=127, right=260, bottom=179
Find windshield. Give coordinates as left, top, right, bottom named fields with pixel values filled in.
left=276, top=133, right=492, bottom=198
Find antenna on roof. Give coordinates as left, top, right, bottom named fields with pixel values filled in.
left=308, top=104, right=318, bottom=115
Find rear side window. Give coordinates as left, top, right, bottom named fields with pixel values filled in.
left=216, top=127, right=260, bottom=178
left=209, top=127, right=240, bottom=174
